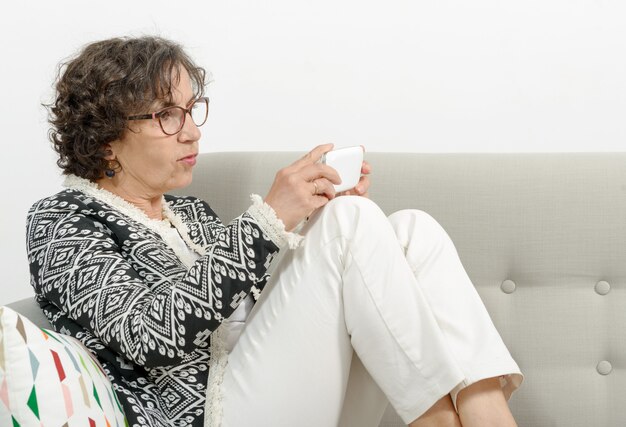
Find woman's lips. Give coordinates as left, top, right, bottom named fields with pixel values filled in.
left=179, top=154, right=197, bottom=166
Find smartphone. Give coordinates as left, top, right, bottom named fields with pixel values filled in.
left=321, top=146, right=364, bottom=193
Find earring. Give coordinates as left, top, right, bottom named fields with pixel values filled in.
left=105, top=160, right=120, bottom=178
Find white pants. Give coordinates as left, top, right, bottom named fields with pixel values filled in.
left=219, top=197, right=522, bottom=426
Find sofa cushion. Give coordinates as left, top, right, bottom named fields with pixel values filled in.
left=0, top=306, right=127, bottom=426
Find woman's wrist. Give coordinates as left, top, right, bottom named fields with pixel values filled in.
left=248, top=194, right=304, bottom=249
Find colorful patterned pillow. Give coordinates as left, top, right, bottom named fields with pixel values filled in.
left=0, top=306, right=127, bottom=426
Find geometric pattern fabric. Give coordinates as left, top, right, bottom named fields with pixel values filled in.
left=25, top=178, right=278, bottom=426
left=0, top=306, right=127, bottom=426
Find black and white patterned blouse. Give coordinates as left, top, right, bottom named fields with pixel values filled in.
left=26, top=175, right=300, bottom=427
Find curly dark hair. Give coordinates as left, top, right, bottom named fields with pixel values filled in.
left=47, top=36, right=207, bottom=180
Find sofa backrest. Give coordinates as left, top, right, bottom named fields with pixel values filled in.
left=175, top=151, right=626, bottom=427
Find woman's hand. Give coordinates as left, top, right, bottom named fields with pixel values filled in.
left=337, top=160, right=372, bottom=198
left=264, top=144, right=341, bottom=231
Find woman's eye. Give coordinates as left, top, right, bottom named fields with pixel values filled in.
left=160, top=111, right=172, bottom=121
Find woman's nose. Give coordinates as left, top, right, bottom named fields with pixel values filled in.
left=180, top=112, right=202, bottom=142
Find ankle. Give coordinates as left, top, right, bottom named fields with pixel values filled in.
left=456, top=377, right=517, bottom=427
left=409, top=395, right=461, bottom=427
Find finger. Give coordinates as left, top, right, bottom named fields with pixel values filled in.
left=337, top=175, right=369, bottom=197
left=361, top=160, right=372, bottom=175
left=291, top=143, right=334, bottom=170
left=311, top=180, right=320, bottom=196
left=307, top=193, right=332, bottom=215
left=300, top=163, right=342, bottom=185
left=312, top=178, right=337, bottom=199
left=354, top=175, right=370, bottom=195
left=312, top=194, right=331, bottom=209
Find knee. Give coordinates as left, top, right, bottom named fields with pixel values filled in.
left=325, top=194, right=382, bottom=212
left=388, top=209, right=446, bottom=234
left=324, top=196, right=388, bottom=224
left=312, top=196, right=390, bottom=239
left=387, top=209, right=450, bottom=249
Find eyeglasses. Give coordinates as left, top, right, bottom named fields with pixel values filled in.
left=127, top=97, right=209, bottom=135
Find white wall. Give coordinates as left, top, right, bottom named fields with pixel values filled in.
left=2, top=0, right=626, bottom=305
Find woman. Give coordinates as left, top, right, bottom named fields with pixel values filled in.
left=27, top=36, right=522, bottom=427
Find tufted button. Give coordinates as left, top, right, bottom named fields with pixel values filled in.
left=501, top=280, right=516, bottom=294
left=595, top=281, right=611, bottom=296
left=596, top=360, right=613, bottom=375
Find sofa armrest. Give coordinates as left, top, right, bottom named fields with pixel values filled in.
left=6, top=297, right=50, bottom=329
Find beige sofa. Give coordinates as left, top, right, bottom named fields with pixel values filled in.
left=10, top=151, right=626, bottom=426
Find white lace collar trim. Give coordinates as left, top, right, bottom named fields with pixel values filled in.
left=63, top=174, right=206, bottom=266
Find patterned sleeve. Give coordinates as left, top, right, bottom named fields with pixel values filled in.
left=26, top=193, right=280, bottom=369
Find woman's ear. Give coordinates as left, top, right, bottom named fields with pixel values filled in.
left=103, top=142, right=117, bottom=160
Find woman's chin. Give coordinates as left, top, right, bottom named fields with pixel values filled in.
left=166, top=174, right=194, bottom=193
left=180, top=173, right=194, bottom=189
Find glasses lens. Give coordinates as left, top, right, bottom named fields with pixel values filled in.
left=159, top=107, right=185, bottom=135
left=190, top=98, right=209, bottom=127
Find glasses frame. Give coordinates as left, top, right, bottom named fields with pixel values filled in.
left=127, top=96, right=209, bottom=136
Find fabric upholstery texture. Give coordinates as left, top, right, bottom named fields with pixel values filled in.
left=0, top=306, right=127, bottom=427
